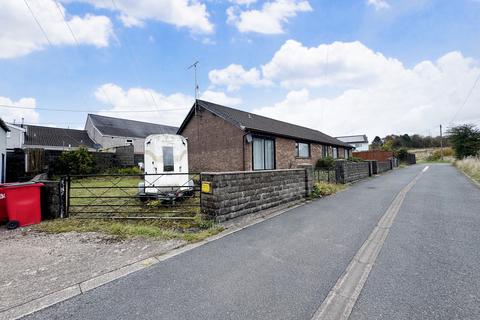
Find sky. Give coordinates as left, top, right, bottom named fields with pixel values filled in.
left=0, top=0, right=479, bottom=139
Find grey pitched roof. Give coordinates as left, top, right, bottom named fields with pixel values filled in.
left=88, top=114, right=178, bottom=138
left=24, top=125, right=96, bottom=148
left=336, top=135, right=368, bottom=144
left=179, top=100, right=352, bottom=148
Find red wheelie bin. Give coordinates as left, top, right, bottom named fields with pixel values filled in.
left=0, top=182, right=43, bottom=229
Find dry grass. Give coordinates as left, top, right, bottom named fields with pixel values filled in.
left=455, top=157, right=480, bottom=183
left=35, top=216, right=223, bottom=243
left=409, top=147, right=455, bottom=163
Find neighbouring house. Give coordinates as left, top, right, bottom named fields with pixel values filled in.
left=0, top=119, right=10, bottom=183
left=85, top=114, right=178, bottom=155
left=177, top=100, right=354, bottom=172
left=23, top=125, right=97, bottom=151
left=336, top=135, right=369, bottom=151
left=6, top=123, right=26, bottom=150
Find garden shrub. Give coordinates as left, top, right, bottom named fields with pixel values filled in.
left=316, top=156, right=336, bottom=169
left=58, top=147, right=95, bottom=175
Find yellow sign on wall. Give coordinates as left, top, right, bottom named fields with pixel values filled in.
left=201, top=182, right=212, bottom=194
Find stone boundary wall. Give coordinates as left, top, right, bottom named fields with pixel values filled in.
left=335, top=161, right=370, bottom=184
left=377, top=160, right=392, bottom=173
left=201, top=169, right=312, bottom=222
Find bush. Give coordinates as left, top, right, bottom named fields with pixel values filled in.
left=58, top=147, right=95, bottom=175
left=115, top=166, right=143, bottom=175
left=395, top=148, right=409, bottom=161
left=348, top=156, right=364, bottom=162
left=316, top=156, right=336, bottom=169
left=311, top=182, right=344, bottom=197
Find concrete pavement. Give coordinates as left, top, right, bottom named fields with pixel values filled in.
left=21, top=164, right=480, bottom=320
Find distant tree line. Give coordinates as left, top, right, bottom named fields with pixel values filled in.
left=370, top=124, right=480, bottom=159
left=370, top=133, right=450, bottom=151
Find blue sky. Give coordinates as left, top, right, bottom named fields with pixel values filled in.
left=1, top=0, right=479, bottom=138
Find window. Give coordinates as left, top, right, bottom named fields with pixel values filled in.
left=162, top=146, right=174, bottom=172
left=333, top=147, right=338, bottom=159
left=126, top=139, right=133, bottom=145
left=295, top=142, right=310, bottom=158
left=322, top=145, right=328, bottom=158
left=252, top=137, right=275, bottom=170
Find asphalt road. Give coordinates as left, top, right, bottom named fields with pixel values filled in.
left=23, top=164, right=480, bottom=320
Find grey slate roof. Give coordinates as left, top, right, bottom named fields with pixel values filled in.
left=88, top=114, right=178, bottom=138
left=179, top=100, right=352, bottom=148
left=24, top=125, right=96, bottom=148
left=336, top=135, right=368, bottom=144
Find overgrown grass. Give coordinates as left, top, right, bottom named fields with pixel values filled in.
left=455, top=157, right=480, bottom=183
left=310, top=182, right=347, bottom=198
left=35, top=216, right=223, bottom=243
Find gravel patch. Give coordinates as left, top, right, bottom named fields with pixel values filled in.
left=0, top=227, right=184, bottom=312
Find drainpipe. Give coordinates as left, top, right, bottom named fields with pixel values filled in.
left=242, top=128, right=252, bottom=171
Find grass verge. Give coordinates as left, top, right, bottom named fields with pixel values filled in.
left=310, top=182, right=347, bottom=198
left=455, top=157, right=480, bottom=184
left=34, top=216, right=223, bottom=243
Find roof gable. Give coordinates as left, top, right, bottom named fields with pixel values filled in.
left=88, top=114, right=178, bottom=138
left=179, top=100, right=352, bottom=148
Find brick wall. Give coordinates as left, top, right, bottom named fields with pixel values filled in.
left=275, top=137, right=325, bottom=169
left=335, top=160, right=370, bottom=183
left=181, top=108, right=247, bottom=172
left=201, top=169, right=312, bottom=222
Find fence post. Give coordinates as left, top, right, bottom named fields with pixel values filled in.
left=66, top=175, right=71, bottom=218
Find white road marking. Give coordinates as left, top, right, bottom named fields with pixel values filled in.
left=311, top=167, right=428, bottom=320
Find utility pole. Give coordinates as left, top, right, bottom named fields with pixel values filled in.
left=440, top=124, right=443, bottom=160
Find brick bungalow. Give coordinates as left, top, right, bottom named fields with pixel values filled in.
left=177, top=100, right=353, bottom=172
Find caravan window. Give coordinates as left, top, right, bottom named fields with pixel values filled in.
left=163, top=146, right=174, bottom=172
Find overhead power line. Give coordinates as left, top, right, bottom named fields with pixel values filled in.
left=0, top=104, right=188, bottom=113
left=449, top=71, right=480, bottom=124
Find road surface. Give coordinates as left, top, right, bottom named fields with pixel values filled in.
left=23, top=164, right=480, bottom=320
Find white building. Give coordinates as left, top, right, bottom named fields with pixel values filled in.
left=336, top=135, right=369, bottom=151
left=0, top=119, right=10, bottom=183
left=85, top=114, right=178, bottom=154
left=6, top=123, right=25, bottom=150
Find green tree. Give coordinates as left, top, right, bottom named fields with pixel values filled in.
left=371, top=136, right=383, bottom=149
left=58, top=147, right=95, bottom=175
left=447, top=124, right=480, bottom=159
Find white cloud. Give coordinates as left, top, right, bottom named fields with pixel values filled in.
left=227, top=0, right=312, bottom=34
left=367, top=0, right=390, bottom=10
left=249, top=43, right=480, bottom=138
left=262, top=40, right=406, bottom=89
left=200, top=90, right=242, bottom=106
left=229, top=0, right=257, bottom=6
left=209, top=64, right=272, bottom=91
left=0, top=0, right=113, bottom=59
left=94, top=83, right=193, bottom=126
left=0, top=96, right=39, bottom=124
left=73, top=0, right=213, bottom=34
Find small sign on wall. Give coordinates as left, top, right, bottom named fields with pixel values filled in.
left=201, top=181, right=212, bottom=194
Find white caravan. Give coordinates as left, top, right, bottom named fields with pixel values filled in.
left=139, top=134, right=192, bottom=198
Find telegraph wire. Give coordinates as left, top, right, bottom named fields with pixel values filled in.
left=449, top=70, right=480, bottom=125
left=0, top=103, right=188, bottom=113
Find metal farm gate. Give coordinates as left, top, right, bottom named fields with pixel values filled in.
left=60, top=173, right=201, bottom=220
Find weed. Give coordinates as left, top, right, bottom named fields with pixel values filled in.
left=311, top=182, right=346, bottom=197
left=455, top=157, right=480, bottom=183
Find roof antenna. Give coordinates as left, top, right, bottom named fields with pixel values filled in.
left=188, top=61, right=200, bottom=116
